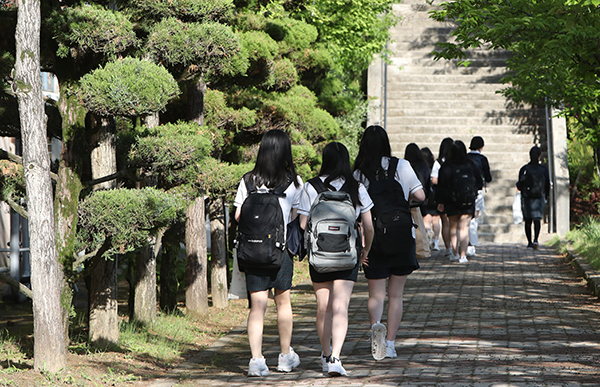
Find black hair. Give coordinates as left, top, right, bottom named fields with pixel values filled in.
left=353, top=125, right=391, bottom=179
left=245, top=129, right=299, bottom=189
left=447, top=140, right=470, bottom=164
left=421, top=147, right=435, bottom=169
left=469, top=136, right=484, bottom=150
left=529, top=146, right=541, bottom=162
left=404, top=143, right=425, bottom=166
left=320, top=142, right=361, bottom=208
left=438, top=137, right=454, bottom=163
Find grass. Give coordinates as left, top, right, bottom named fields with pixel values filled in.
left=555, top=215, right=600, bottom=270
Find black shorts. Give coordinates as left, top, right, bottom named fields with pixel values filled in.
left=245, top=252, right=294, bottom=292
left=310, top=262, right=359, bottom=283
left=363, top=244, right=418, bottom=279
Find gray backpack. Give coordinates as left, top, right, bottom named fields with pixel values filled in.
left=305, top=178, right=360, bottom=273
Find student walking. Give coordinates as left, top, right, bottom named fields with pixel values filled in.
left=431, top=137, right=454, bottom=255
left=420, top=147, right=439, bottom=248
left=404, top=143, right=431, bottom=216
left=234, top=129, right=303, bottom=377
left=435, top=140, right=482, bottom=263
left=467, top=136, right=492, bottom=257
left=516, top=146, right=550, bottom=249
left=298, top=142, right=374, bottom=377
left=353, top=125, right=425, bottom=360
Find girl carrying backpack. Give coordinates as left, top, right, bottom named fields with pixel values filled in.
left=233, top=129, right=303, bottom=377
left=435, top=140, right=483, bottom=263
left=353, top=125, right=425, bottom=361
left=298, top=142, right=374, bottom=377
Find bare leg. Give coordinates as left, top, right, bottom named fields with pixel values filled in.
left=448, top=214, right=460, bottom=256
left=330, top=280, right=354, bottom=359
left=247, top=290, right=269, bottom=359
left=313, top=282, right=333, bottom=357
left=441, top=213, right=451, bottom=250
left=432, top=214, right=441, bottom=242
left=386, top=275, right=408, bottom=341
left=274, top=288, right=292, bottom=355
left=458, top=214, right=473, bottom=257
left=367, top=278, right=387, bottom=325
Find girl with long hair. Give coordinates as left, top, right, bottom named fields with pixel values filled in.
left=431, top=137, right=454, bottom=255
left=233, top=129, right=303, bottom=377
left=353, top=125, right=425, bottom=360
left=435, top=140, right=482, bottom=262
left=420, top=147, right=438, bottom=245
left=299, top=142, right=374, bottom=376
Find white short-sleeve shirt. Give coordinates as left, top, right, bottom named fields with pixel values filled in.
left=431, top=159, right=442, bottom=179
left=234, top=175, right=303, bottom=237
left=298, top=176, right=373, bottom=219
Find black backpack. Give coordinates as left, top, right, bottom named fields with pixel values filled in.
left=450, top=163, right=478, bottom=208
left=521, top=166, right=545, bottom=198
left=237, top=177, right=289, bottom=271
left=365, top=157, right=415, bottom=260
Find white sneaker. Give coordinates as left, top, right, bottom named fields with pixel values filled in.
left=448, top=252, right=459, bottom=262
left=432, top=239, right=439, bottom=251
left=327, top=357, right=347, bottom=377
left=320, top=352, right=329, bottom=372
left=277, top=347, right=300, bottom=372
left=248, top=357, right=269, bottom=377
left=466, top=245, right=476, bottom=257
left=458, top=256, right=469, bottom=264
left=371, top=322, right=387, bottom=360
left=385, top=342, right=397, bottom=358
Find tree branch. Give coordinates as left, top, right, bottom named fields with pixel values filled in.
left=82, top=169, right=135, bottom=188
left=0, top=271, right=33, bottom=299
left=72, top=237, right=113, bottom=281
left=6, top=197, right=28, bottom=219
left=0, top=149, right=59, bottom=182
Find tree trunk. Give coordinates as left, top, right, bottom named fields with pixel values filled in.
left=142, top=112, right=160, bottom=128
left=88, top=114, right=119, bottom=343
left=185, top=196, right=208, bottom=317
left=14, top=0, right=66, bottom=372
left=133, top=243, right=157, bottom=324
left=160, top=226, right=180, bottom=312
left=209, top=197, right=228, bottom=308
left=187, top=78, right=206, bottom=126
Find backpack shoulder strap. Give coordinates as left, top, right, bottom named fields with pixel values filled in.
left=243, top=174, right=257, bottom=194
left=308, top=177, right=328, bottom=194
left=387, top=157, right=399, bottom=180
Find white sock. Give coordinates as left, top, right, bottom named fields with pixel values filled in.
left=386, top=340, right=395, bottom=347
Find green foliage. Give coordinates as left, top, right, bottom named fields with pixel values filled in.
left=264, top=17, right=318, bottom=52
left=568, top=135, right=600, bottom=203
left=203, top=89, right=256, bottom=131
left=294, top=0, right=399, bottom=80
left=240, top=30, right=278, bottom=62
left=565, top=216, right=600, bottom=271
left=78, top=57, right=180, bottom=117
left=146, top=18, right=246, bottom=78
left=196, top=158, right=250, bottom=200
left=0, top=160, right=25, bottom=204
left=128, top=121, right=215, bottom=189
left=49, top=4, right=138, bottom=59
left=263, top=58, right=298, bottom=90
left=77, top=187, right=186, bottom=256
left=129, top=0, right=234, bottom=23
left=430, top=0, right=600, bottom=149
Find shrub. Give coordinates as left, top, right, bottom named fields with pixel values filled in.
left=78, top=57, right=180, bottom=117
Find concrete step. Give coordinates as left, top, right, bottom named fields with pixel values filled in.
left=387, top=107, right=546, bottom=119
left=384, top=99, right=539, bottom=110
left=385, top=125, right=544, bottom=135
left=385, top=116, right=546, bottom=127
left=388, top=82, right=510, bottom=92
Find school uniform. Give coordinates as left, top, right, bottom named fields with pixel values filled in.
left=298, top=176, right=373, bottom=283
left=234, top=175, right=303, bottom=292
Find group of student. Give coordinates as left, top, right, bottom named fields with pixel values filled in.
left=410, top=136, right=492, bottom=263
left=233, top=126, right=423, bottom=377
left=232, top=126, right=548, bottom=378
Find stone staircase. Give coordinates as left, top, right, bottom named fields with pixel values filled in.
left=368, top=0, right=549, bottom=243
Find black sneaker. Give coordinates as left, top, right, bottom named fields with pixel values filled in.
left=532, top=242, right=539, bottom=250
left=527, top=242, right=533, bottom=249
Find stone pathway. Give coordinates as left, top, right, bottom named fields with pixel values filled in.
left=153, top=244, right=600, bottom=386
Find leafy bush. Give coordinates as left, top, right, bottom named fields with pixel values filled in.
left=568, top=136, right=600, bottom=202
left=129, top=0, right=234, bottom=23
left=565, top=216, right=600, bottom=270
left=78, top=57, right=180, bottom=117
left=264, top=17, right=318, bottom=51
left=50, top=4, right=138, bottom=59
left=263, top=58, right=298, bottom=90
left=147, top=18, right=246, bottom=77
left=240, top=30, right=279, bottom=62
left=77, top=187, right=186, bottom=256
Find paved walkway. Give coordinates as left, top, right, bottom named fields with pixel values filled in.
left=154, top=244, right=600, bottom=386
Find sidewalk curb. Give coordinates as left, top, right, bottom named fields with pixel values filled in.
left=567, top=248, right=600, bottom=297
